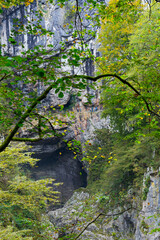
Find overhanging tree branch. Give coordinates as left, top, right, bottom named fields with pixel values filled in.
left=0, top=73, right=159, bottom=152
left=0, top=83, right=53, bottom=152
left=69, top=74, right=160, bottom=118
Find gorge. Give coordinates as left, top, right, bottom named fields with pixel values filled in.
left=0, top=0, right=160, bottom=239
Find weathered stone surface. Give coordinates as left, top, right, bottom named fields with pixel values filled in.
left=48, top=190, right=135, bottom=239
left=48, top=170, right=160, bottom=239
left=135, top=168, right=160, bottom=240
left=46, top=90, right=71, bottom=107
left=72, top=100, right=110, bottom=142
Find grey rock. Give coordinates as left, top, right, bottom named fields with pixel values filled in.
left=135, top=169, right=160, bottom=240
left=48, top=170, right=160, bottom=239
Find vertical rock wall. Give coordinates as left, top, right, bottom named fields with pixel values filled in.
left=72, top=100, right=110, bottom=142
left=135, top=168, right=160, bottom=240
left=0, top=1, right=66, bottom=55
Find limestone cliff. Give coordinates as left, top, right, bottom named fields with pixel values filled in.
left=48, top=169, right=160, bottom=239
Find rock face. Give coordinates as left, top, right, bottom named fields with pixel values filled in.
left=135, top=168, right=160, bottom=240
left=48, top=169, right=160, bottom=239
left=1, top=1, right=66, bottom=54
left=0, top=0, right=98, bottom=56
left=48, top=190, right=136, bottom=240
left=72, top=100, right=110, bottom=142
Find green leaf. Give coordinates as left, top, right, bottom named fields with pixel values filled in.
left=55, top=88, right=60, bottom=94
left=8, top=37, right=17, bottom=45
left=58, top=92, right=64, bottom=98
left=36, top=71, right=45, bottom=77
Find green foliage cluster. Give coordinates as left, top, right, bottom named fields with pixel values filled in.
left=84, top=129, right=158, bottom=207
left=140, top=219, right=149, bottom=234
left=142, top=176, right=151, bottom=201
left=0, top=142, right=59, bottom=239
left=100, top=2, right=160, bottom=133
left=84, top=2, right=160, bottom=209
left=97, top=0, right=143, bottom=74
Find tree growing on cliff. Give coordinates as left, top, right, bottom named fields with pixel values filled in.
left=97, top=0, right=142, bottom=74
left=100, top=1, right=160, bottom=143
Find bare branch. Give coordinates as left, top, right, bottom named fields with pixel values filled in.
left=74, top=207, right=132, bottom=240
left=12, top=137, right=42, bottom=142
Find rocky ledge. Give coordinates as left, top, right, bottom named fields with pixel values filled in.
left=48, top=169, right=160, bottom=239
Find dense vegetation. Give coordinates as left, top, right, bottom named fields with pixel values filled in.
left=0, top=0, right=160, bottom=239
left=0, top=143, right=59, bottom=239
left=84, top=0, right=160, bottom=208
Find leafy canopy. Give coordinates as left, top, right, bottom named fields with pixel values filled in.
left=82, top=1, right=160, bottom=208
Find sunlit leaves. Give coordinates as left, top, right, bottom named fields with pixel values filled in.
left=0, top=142, right=58, bottom=239
left=0, top=0, right=56, bottom=9
left=97, top=0, right=143, bottom=75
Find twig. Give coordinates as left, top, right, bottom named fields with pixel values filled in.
left=0, top=73, right=10, bottom=82
left=12, top=137, right=42, bottom=142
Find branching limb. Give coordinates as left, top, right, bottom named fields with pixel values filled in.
left=0, top=73, right=159, bottom=152
left=74, top=207, right=133, bottom=240
left=0, top=73, right=10, bottom=82
left=74, top=213, right=103, bottom=240
left=68, top=74, right=160, bottom=118
left=0, top=83, right=53, bottom=152
left=12, top=137, right=42, bottom=142
left=11, top=111, right=69, bottom=143
left=35, top=113, right=56, bottom=134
